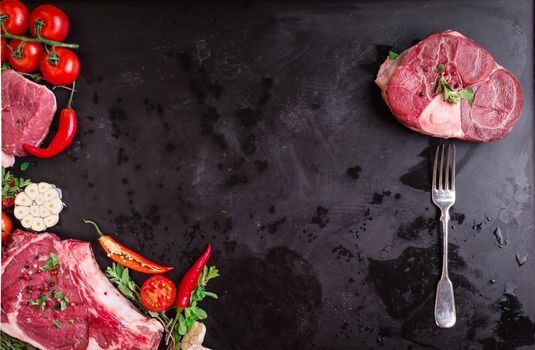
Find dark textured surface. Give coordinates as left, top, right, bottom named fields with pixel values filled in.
left=11, top=1, right=535, bottom=349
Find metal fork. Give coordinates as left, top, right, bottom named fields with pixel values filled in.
left=432, top=143, right=456, bottom=328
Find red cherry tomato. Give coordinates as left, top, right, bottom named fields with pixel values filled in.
left=7, top=39, right=43, bottom=73
left=1, top=38, right=8, bottom=63
left=39, top=47, right=79, bottom=86
left=0, top=0, right=29, bottom=35
left=29, top=5, right=69, bottom=41
left=140, top=275, right=177, bottom=312
left=2, top=179, right=15, bottom=209
left=2, top=211, right=12, bottom=242
left=2, top=197, right=15, bottom=209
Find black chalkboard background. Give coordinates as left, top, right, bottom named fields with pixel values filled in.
left=12, top=1, right=534, bottom=349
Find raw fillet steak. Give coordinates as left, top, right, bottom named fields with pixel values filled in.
left=2, top=69, right=57, bottom=156
left=1, top=230, right=163, bottom=350
left=375, top=30, right=523, bottom=142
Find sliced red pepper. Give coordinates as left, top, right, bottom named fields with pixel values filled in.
left=23, top=81, right=77, bottom=158
left=176, top=243, right=211, bottom=308
left=84, top=220, right=174, bottom=275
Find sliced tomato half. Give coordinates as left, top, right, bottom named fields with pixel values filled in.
left=140, top=275, right=177, bottom=312
left=2, top=211, right=13, bottom=242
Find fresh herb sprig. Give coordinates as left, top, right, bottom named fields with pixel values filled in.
left=388, top=50, right=399, bottom=61
left=28, top=294, right=49, bottom=310
left=2, top=167, right=32, bottom=199
left=106, top=262, right=219, bottom=350
left=53, top=291, right=69, bottom=310
left=168, top=266, right=219, bottom=349
left=54, top=319, right=62, bottom=329
left=40, top=253, right=60, bottom=271
left=0, top=331, right=37, bottom=350
left=435, top=64, right=475, bottom=105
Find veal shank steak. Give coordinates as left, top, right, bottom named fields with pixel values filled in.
left=1, top=230, right=163, bottom=350
left=375, top=30, right=523, bottom=142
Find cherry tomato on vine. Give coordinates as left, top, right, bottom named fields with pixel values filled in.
left=2, top=178, right=15, bottom=209
left=2, top=211, right=13, bottom=242
left=140, top=275, right=177, bottom=312
left=2, top=196, right=15, bottom=209
left=1, top=38, right=9, bottom=63
left=39, top=47, right=79, bottom=86
left=29, top=5, right=69, bottom=41
left=7, top=39, right=43, bottom=73
left=0, top=0, right=29, bottom=35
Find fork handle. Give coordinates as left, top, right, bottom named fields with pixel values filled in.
left=435, top=211, right=456, bottom=328
left=435, top=276, right=456, bottom=328
left=439, top=212, right=450, bottom=277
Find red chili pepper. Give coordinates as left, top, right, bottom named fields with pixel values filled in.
left=84, top=220, right=174, bottom=275
left=176, top=243, right=211, bottom=308
left=23, top=81, right=77, bottom=158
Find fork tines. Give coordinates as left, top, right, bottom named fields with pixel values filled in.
left=432, top=144, right=456, bottom=191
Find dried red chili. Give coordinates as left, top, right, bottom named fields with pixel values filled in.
left=23, top=81, right=77, bottom=158
left=175, top=243, right=211, bottom=308
left=84, top=220, right=174, bottom=275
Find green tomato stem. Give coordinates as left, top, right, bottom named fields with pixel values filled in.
left=1, top=23, right=79, bottom=49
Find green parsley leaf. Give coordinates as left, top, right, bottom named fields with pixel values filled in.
left=436, top=77, right=459, bottom=104
left=28, top=294, right=49, bottom=311
left=458, top=88, right=475, bottom=106
left=19, top=162, right=29, bottom=171
left=54, top=291, right=63, bottom=299
left=105, top=262, right=220, bottom=350
left=206, top=266, right=220, bottom=281
left=185, top=316, right=195, bottom=328
left=2, top=167, right=31, bottom=199
left=54, top=319, right=62, bottom=329
left=434, top=65, right=475, bottom=106
left=40, top=253, right=60, bottom=271
left=60, top=300, right=67, bottom=311
left=388, top=50, right=399, bottom=61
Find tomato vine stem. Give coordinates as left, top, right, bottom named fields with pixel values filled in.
left=0, top=22, right=79, bottom=49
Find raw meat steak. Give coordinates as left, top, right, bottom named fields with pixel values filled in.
left=1, top=230, right=163, bottom=350
left=2, top=69, right=57, bottom=156
left=375, top=30, right=523, bottom=142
